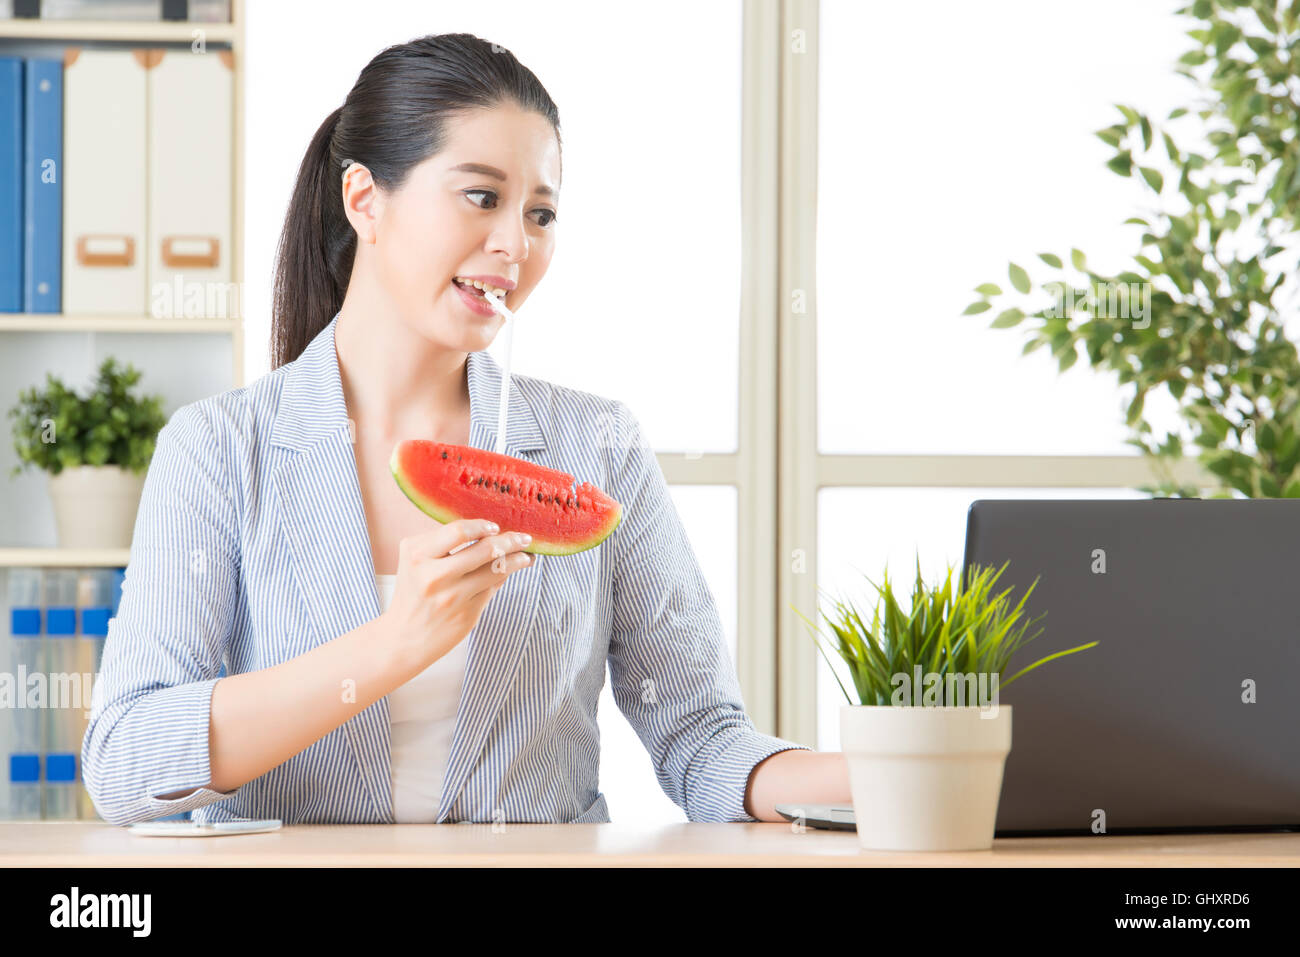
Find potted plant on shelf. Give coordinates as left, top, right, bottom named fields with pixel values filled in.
left=7, top=357, right=166, bottom=549
left=791, top=555, right=1097, bottom=852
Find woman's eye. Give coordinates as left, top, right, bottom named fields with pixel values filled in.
left=465, top=190, right=556, bottom=228
left=465, top=189, right=498, bottom=210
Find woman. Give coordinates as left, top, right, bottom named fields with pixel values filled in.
left=82, top=33, right=850, bottom=826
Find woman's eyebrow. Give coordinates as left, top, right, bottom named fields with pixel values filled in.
left=448, top=161, right=557, bottom=199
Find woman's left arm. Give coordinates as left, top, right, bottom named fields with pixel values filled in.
left=745, top=750, right=851, bottom=821
left=602, top=399, right=848, bottom=822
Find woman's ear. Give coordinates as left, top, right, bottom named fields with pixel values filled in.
left=341, top=164, right=383, bottom=245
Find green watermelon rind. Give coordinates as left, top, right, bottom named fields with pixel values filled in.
left=389, top=443, right=623, bottom=557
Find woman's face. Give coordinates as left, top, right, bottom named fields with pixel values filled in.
left=348, top=102, right=561, bottom=348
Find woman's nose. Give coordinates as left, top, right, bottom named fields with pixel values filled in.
left=487, top=213, right=530, bottom=260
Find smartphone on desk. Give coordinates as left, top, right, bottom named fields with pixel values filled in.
left=127, top=819, right=282, bottom=837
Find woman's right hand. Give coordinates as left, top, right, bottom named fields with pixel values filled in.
left=382, top=518, right=534, bottom=674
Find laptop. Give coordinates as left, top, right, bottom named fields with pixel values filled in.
left=777, top=498, right=1300, bottom=836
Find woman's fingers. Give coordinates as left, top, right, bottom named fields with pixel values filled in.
left=398, top=519, right=534, bottom=590
left=407, top=518, right=500, bottom=561
left=465, top=548, right=535, bottom=600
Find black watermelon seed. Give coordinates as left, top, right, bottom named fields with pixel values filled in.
left=457, top=455, right=462, bottom=462
left=441, top=451, right=447, bottom=459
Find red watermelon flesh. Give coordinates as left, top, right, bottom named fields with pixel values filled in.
left=390, top=439, right=623, bottom=556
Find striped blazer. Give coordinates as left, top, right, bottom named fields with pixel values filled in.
left=82, top=311, right=810, bottom=826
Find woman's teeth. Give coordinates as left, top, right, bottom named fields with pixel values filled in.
left=453, top=277, right=507, bottom=298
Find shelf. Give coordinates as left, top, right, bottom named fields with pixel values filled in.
left=0, top=4, right=245, bottom=563
left=1, top=0, right=246, bottom=384
left=0, top=547, right=129, bottom=567
left=0, top=18, right=234, bottom=43
left=0, top=314, right=239, bottom=332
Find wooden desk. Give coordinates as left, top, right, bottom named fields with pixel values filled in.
left=2, top=821, right=1298, bottom=867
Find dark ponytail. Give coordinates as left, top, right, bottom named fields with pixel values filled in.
left=270, top=33, right=562, bottom=370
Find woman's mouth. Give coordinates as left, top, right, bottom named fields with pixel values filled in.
left=451, top=277, right=507, bottom=317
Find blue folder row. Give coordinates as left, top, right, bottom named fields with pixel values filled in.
left=0, top=56, right=62, bottom=313
left=2, top=566, right=122, bottom=820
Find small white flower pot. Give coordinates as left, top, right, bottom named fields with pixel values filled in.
left=46, top=465, right=147, bottom=549
left=840, top=704, right=1012, bottom=851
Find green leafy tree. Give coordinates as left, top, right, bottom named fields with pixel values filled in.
left=965, top=0, right=1300, bottom=498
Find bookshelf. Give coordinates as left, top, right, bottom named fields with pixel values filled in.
left=0, top=0, right=246, bottom=560
left=0, top=16, right=236, bottom=43
left=0, top=313, right=238, bottom=332
left=0, top=548, right=129, bottom=567
left=1, top=3, right=245, bottom=824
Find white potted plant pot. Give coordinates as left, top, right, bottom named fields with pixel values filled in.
left=841, top=704, right=1012, bottom=851
left=47, top=465, right=146, bottom=549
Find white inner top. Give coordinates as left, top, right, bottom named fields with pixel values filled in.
left=375, top=573, right=470, bottom=823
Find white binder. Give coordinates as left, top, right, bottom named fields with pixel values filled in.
left=147, top=49, right=233, bottom=319
left=61, top=49, right=147, bottom=316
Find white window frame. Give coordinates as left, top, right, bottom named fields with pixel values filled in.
left=655, top=0, right=1217, bottom=748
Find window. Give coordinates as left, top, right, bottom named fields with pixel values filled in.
left=817, top=0, right=1193, bottom=455
left=242, top=0, right=1210, bottom=817
left=796, top=0, right=1205, bottom=745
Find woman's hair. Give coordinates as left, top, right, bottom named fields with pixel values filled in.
left=270, top=33, right=561, bottom=369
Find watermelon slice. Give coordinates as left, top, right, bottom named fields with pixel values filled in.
left=390, top=439, right=623, bottom=556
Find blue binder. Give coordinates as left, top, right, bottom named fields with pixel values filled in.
left=23, top=57, right=62, bottom=314
left=0, top=57, right=21, bottom=312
